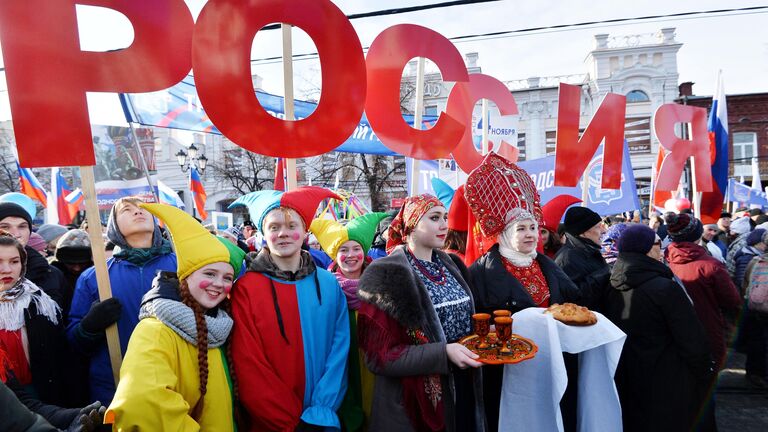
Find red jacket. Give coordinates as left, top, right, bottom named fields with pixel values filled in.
left=665, top=242, right=741, bottom=369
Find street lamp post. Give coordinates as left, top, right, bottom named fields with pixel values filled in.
left=174, top=143, right=208, bottom=174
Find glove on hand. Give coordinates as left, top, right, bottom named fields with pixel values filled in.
left=80, top=298, right=122, bottom=334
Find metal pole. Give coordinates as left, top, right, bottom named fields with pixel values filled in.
left=127, top=122, right=159, bottom=202
left=409, top=57, right=426, bottom=195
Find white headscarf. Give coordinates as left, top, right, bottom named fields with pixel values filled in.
left=498, top=214, right=539, bottom=267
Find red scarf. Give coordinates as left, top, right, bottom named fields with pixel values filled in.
left=501, top=256, right=550, bottom=307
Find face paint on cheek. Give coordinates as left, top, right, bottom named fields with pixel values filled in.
left=223, top=284, right=232, bottom=295
left=198, top=280, right=212, bottom=290
left=353, top=252, right=364, bottom=261
left=291, top=232, right=301, bottom=241
left=269, top=234, right=278, bottom=243
left=339, top=253, right=348, bottom=262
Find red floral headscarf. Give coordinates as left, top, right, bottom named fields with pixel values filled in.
left=386, top=194, right=443, bottom=254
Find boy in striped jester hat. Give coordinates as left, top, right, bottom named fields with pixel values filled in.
left=227, top=186, right=353, bottom=431
left=107, top=203, right=245, bottom=431
left=309, top=212, right=389, bottom=429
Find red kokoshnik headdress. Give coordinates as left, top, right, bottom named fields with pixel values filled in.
left=464, top=152, right=543, bottom=237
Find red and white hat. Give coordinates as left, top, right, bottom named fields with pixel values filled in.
left=464, top=152, right=542, bottom=237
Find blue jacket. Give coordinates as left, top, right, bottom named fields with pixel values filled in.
left=66, top=253, right=177, bottom=405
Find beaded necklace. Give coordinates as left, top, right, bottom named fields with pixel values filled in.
left=407, top=248, right=447, bottom=285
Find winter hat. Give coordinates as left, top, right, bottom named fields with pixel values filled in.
left=27, top=233, right=47, bottom=253
left=431, top=178, right=455, bottom=211
left=748, top=208, right=763, bottom=217
left=464, top=152, right=543, bottom=237
left=310, top=212, right=389, bottom=258
left=140, top=203, right=246, bottom=281
left=0, top=202, right=32, bottom=231
left=543, top=195, right=582, bottom=232
left=747, top=228, right=767, bottom=246
left=617, top=224, right=657, bottom=254
left=663, top=212, right=704, bottom=243
left=563, top=206, right=602, bottom=236
left=228, top=186, right=341, bottom=233
left=730, top=217, right=752, bottom=235
left=36, top=224, right=69, bottom=244
left=55, top=229, right=92, bottom=264
left=720, top=212, right=732, bottom=219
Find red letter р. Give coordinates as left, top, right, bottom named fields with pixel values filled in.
left=365, top=24, right=469, bottom=160
left=554, top=83, right=626, bottom=189
left=0, top=0, right=194, bottom=167
left=653, top=103, right=712, bottom=192
left=193, top=0, right=367, bottom=158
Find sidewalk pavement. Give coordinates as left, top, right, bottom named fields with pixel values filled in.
left=715, top=350, right=768, bottom=431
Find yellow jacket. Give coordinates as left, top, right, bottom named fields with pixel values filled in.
left=106, top=317, right=235, bottom=431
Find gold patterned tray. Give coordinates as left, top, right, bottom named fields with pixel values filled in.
left=459, top=332, right=538, bottom=365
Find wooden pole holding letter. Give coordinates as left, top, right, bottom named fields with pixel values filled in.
left=79, top=165, right=122, bottom=386
left=282, top=24, right=298, bottom=191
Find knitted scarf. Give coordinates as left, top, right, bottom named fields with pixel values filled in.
left=334, top=271, right=362, bottom=311
left=113, top=240, right=173, bottom=266
left=0, top=279, right=60, bottom=331
left=139, top=298, right=233, bottom=348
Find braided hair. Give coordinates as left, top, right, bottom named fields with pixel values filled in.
left=178, top=280, right=243, bottom=426
left=179, top=280, right=209, bottom=420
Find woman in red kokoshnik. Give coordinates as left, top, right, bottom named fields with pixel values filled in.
left=465, top=153, right=581, bottom=432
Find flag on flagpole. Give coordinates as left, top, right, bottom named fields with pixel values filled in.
left=64, top=188, right=84, bottom=207
left=50, top=168, right=78, bottom=225
left=699, top=71, right=729, bottom=223
left=750, top=157, right=763, bottom=209
left=16, top=162, right=47, bottom=206
left=274, top=158, right=285, bottom=191
left=652, top=149, right=674, bottom=212
left=189, top=167, right=208, bottom=220
left=157, top=180, right=185, bottom=209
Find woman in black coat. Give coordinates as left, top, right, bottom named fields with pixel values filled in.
left=605, top=224, right=714, bottom=432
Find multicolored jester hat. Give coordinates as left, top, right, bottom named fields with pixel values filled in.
left=140, top=203, right=245, bottom=281
left=228, top=186, right=341, bottom=233
left=309, top=212, right=390, bottom=258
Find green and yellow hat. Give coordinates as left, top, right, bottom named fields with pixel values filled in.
left=140, top=203, right=246, bottom=281
left=309, top=212, right=389, bottom=258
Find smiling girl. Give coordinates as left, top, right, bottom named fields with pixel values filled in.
left=105, top=204, right=245, bottom=431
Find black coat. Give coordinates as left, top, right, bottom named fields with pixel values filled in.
left=23, top=292, right=70, bottom=407
left=554, top=234, right=610, bottom=312
left=469, top=245, right=580, bottom=432
left=469, top=244, right=581, bottom=315
left=0, top=380, right=59, bottom=432
left=605, top=252, right=714, bottom=432
left=25, top=247, right=67, bottom=311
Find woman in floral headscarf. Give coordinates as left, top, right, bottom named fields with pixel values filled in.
left=357, top=194, right=486, bottom=432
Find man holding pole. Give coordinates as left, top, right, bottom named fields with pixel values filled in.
left=66, top=197, right=176, bottom=405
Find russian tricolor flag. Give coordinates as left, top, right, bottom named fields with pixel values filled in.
left=699, top=72, right=729, bottom=223
left=16, top=162, right=47, bottom=206
left=157, top=180, right=185, bottom=209
left=189, top=167, right=208, bottom=220
left=65, top=188, right=84, bottom=207
left=51, top=168, right=78, bottom=225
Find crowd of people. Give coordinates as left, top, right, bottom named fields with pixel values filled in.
left=1, top=151, right=766, bottom=431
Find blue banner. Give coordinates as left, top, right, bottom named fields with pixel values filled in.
left=410, top=142, right=640, bottom=216
left=727, top=178, right=768, bottom=208
left=517, top=142, right=640, bottom=216
left=120, top=75, right=436, bottom=156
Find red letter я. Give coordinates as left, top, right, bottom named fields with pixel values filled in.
left=653, top=103, right=712, bottom=192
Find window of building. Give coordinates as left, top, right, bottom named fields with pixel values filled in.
left=545, top=131, right=556, bottom=155
left=425, top=105, right=438, bottom=116
left=626, top=90, right=650, bottom=103
left=733, top=132, right=757, bottom=160
left=517, top=133, right=526, bottom=161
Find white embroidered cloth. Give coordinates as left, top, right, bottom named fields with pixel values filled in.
left=498, top=307, right=626, bottom=432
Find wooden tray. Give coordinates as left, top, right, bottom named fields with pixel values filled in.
left=459, top=332, right=538, bottom=365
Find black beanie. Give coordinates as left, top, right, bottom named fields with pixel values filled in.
left=617, top=224, right=657, bottom=254
left=0, top=202, right=33, bottom=231
left=564, top=206, right=602, bottom=236
left=663, top=212, right=703, bottom=243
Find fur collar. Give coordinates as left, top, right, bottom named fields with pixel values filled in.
left=358, top=246, right=466, bottom=330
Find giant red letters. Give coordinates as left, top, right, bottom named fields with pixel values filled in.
left=193, top=0, right=366, bottom=158
left=365, top=24, right=469, bottom=160
left=447, top=74, right=519, bottom=172
left=554, top=83, right=626, bottom=188
left=653, top=104, right=712, bottom=192
left=0, top=0, right=194, bottom=167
